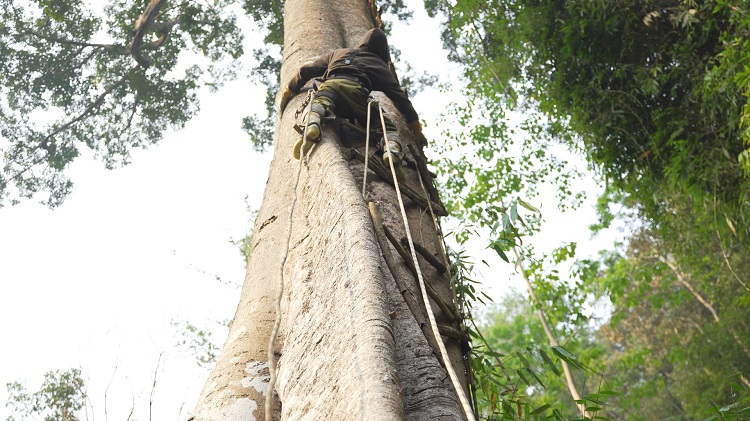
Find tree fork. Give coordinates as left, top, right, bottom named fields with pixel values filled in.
left=131, top=0, right=169, bottom=68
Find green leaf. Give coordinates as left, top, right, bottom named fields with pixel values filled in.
left=540, top=349, right=561, bottom=376
left=516, top=351, right=530, bottom=368
left=517, top=199, right=540, bottom=214
left=485, top=350, right=505, bottom=358
left=529, top=403, right=551, bottom=415
left=525, top=367, right=546, bottom=388
left=550, top=346, right=584, bottom=370
left=552, top=408, right=564, bottom=420
left=516, top=368, right=531, bottom=386
left=491, top=242, right=510, bottom=263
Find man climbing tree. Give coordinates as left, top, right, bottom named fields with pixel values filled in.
left=279, top=27, right=426, bottom=181
left=191, top=0, right=471, bottom=420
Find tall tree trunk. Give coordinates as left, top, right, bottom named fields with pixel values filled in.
left=190, top=1, right=468, bottom=419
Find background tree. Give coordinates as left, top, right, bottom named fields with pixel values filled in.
left=423, top=0, right=750, bottom=418
left=430, top=0, right=750, bottom=222
left=579, top=211, right=750, bottom=419
left=474, top=293, right=609, bottom=419
left=0, top=0, right=242, bottom=207
left=6, top=369, right=86, bottom=421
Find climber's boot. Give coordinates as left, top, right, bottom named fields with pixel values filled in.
left=381, top=133, right=405, bottom=182
left=293, top=136, right=314, bottom=160
left=293, top=103, right=326, bottom=160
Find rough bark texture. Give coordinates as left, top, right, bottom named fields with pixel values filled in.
left=191, top=1, right=468, bottom=419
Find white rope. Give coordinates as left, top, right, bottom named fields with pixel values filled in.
left=265, top=104, right=312, bottom=421
left=414, top=161, right=475, bottom=412
left=362, top=100, right=375, bottom=197
left=375, top=105, right=476, bottom=421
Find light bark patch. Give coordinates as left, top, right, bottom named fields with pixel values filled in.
left=224, top=397, right=258, bottom=420
left=242, top=361, right=271, bottom=395
left=227, top=325, right=248, bottom=345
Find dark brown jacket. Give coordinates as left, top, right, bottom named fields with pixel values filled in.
left=287, top=28, right=419, bottom=123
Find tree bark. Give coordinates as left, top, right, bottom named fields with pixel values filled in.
left=190, top=1, right=468, bottom=419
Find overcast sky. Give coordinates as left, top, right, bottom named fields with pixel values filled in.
left=0, top=3, right=617, bottom=420
left=0, top=72, right=271, bottom=418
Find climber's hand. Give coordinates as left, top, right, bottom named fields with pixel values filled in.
left=279, top=87, right=293, bottom=113
left=408, top=120, right=428, bottom=148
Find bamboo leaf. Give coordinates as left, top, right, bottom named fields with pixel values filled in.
left=517, top=199, right=540, bottom=213
left=540, top=349, right=561, bottom=376
left=526, top=367, right=546, bottom=388
left=529, top=404, right=551, bottom=415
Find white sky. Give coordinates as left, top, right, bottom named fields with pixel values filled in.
left=0, top=3, right=619, bottom=419
left=0, top=76, right=270, bottom=418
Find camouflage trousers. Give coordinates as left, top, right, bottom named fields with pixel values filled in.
left=312, top=78, right=400, bottom=142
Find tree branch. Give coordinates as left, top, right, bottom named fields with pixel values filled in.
left=130, top=0, right=170, bottom=68
left=38, top=66, right=138, bottom=152
left=21, top=29, right=128, bottom=53
left=661, top=257, right=720, bottom=323
left=661, top=256, right=750, bottom=359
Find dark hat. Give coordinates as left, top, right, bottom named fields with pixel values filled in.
left=358, top=28, right=390, bottom=63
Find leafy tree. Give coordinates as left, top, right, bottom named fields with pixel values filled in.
left=430, top=0, right=750, bottom=232
left=471, top=292, right=612, bottom=419
left=0, top=0, right=243, bottom=207
left=6, top=368, right=86, bottom=421
left=423, top=1, right=750, bottom=417
left=578, top=206, right=750, bottom=418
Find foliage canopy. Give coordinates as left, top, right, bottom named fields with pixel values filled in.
left=430, top=0, right=750, bottom=234
left=429, top=0, right=750, bottom=418
left=0, top=0, right=243, bottom=207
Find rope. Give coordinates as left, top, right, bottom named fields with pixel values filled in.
left=265, top=102, right=312, bottom=421
left=374, top=105, right=476, bottom=421
left=362, top=99, right=375, bottom=197
left=414, top=162, right=445, bottom=264
left=414, top=165, right=477, bottom=415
